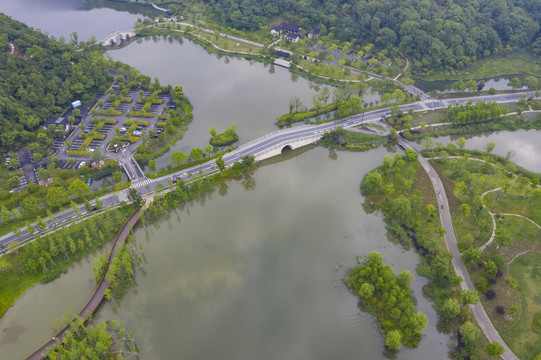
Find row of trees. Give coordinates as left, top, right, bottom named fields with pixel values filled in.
left=345, top=252, right=427, bottom=351
left=444, top=101, right=506, bottom=124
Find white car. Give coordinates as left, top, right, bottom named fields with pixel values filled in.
left=86, top=148, right=95, bottom=152
left=78, top=161, right=86, bottom=169
left=133, top=131, right=142, bottom=136
left=119, top=127, right=127, bottom=133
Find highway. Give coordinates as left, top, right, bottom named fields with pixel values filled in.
left=0, top=91, right=535, bottom=254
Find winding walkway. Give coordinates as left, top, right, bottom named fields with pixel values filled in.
left=400, top=140, right=520, bottom=360
left=429, top=155, right=540, bottom=250
left=25, top=209, right=142, bottom=360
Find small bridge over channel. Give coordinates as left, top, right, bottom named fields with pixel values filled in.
left=100, top=30, right=137, bottom=46
left=25, top=209, right=142, bottom=360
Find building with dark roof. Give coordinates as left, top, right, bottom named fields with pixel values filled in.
left=43, top=116, right=70, bottom=132
left=286, top=33, right=301, bottom=43
left=271, top=23, right=302, bottom=36
left=308, top=28, right=321, bottom=39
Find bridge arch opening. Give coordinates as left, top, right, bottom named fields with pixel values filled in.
left=281, top=145, right=293, bottom=154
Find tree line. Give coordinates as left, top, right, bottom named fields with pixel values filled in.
left=163, top=0, right=541, bottom=71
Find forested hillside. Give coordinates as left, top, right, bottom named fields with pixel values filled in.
left=168, top=0, right=541, bottom=70
left=0, top=13, right=113, bottom=149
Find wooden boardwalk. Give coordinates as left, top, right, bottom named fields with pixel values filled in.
left=25, top=209, right=142, bottom=360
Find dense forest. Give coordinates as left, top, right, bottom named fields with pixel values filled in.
left=0, top=14, right=113, bottom=149
left=166, top=0, right=541, bottom=70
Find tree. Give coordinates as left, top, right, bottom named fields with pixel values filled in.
left=461, top=290, right=480, bottom=305
left=459, top=203, right=471, bottom=217
left=484, top=142, right=496, bottom=155
left=148, top=159, right=156, bottom=172
left=465, top=80, right=477, bottom=92
left=459, top=321, right=480, bottom=342
left=360, top=171, right=382, bottom=195
left=190, top=147, right=204, bottom=161
left=385, top=330, right=402, bottom=351
left=457, top=137, right=466, bottom=150
left=68, top=179, right=91, bottom=198
left=215, top=156, right=226, bottom=173
left=441, top=298, right=461, bottom=320
left=46, top=187, right=68, bottom=208
left=508, top=77, right=522, bottom=90
left=209, top=127, right=217, bottom=139
left=170, top=151, right=188, bottom=167
left=95, top=197, right=104, bottom=210
left=112, top=171, right=122, bottom=186
left=359, top=282, right=374, bottom=299
left=128, top=188, right=143, bottom=205
left=524, top=76, right=538, bottom=90
left=205, top=144, right=213, bottom=156
left=485, top=342, right=505, bottom=358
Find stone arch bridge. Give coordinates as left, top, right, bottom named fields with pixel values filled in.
left=100, top=30, right=136, bottom=46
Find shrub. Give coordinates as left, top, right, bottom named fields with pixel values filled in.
left=485, top=289, right=496, bottom=300
left=533, top=312, right=541, bottom=334
left=475, top=276, right=491, bottom=293
left=59, top=169, right=71, bottom=180
left=496, top=305, right=505, bottom=314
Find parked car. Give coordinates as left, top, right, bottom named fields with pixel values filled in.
left=86, top=148, right=95, bottom=152
left=119, top=127, right=127, bottom=133
left=133, top=131, right=142, bottom=136
left=86, top=178, right=92, bottom=186
left=78, top=161, right=86, bottom=169
left=136, top=125, right=145, bottom=130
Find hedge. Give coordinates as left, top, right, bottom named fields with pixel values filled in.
left=67, top=150, right=92, bottom=156
left=128, top=111, right=154, bottom=118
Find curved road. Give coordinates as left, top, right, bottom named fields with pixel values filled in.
left=400, top=139, right=519, bottom=360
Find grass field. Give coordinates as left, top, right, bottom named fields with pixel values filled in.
left=501, top=253, right=541, bottom=360
left=416, top=52, right=541, bottom=81
left=410, top=109, right=445, bottom=126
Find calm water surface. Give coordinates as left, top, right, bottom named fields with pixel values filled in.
left=431, top=130, right=541, bottom=173
left=0, top=146, right=452, bottom=360
left=0, top=0, right=150, bottom=41
left=95, top=146, right=451, bottom=360
left=106, top=37, right=383, bottom=168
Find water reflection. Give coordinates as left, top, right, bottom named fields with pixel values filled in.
left=432, top=130, right=541, bottom=172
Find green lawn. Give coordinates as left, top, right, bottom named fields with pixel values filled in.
left=501, top=253, right=541, bottom=360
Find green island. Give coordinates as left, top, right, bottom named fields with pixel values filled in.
left=345, top=252, right=427, bottom=351
left=1, top=0, right=541, bottom=358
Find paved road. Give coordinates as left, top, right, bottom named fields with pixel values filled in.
left=1, top=92, right=535, bottom=255
left=399, top=139, right=519, bottom=360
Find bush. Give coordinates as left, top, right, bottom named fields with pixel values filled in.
left=533, top=312, right=541, bottom=334
left=485, top=289, right=496, bottom=300
left=59, top=169, right=71, bottom=180
left=27, top=183, right=40, bottom=193
left=475, top=276, right=491, bottom=293
left=496, top=305, right=505, bottom=314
